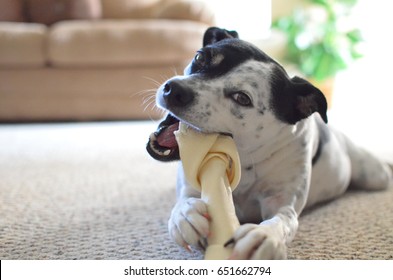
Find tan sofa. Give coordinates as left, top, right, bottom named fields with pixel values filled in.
left=0, top=0, right=214, bottom=121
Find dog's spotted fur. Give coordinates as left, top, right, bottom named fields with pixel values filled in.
left=148, top=27, right=393, bottom=259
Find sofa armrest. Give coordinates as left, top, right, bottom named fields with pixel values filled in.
left=155, top=0, right=215, bottom=25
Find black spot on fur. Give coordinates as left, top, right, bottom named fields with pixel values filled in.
left=251, top=82, right=259, bottom=90
left=258, top=108, right=265, bottom=115
left=230, top=107, right=244, bottom=119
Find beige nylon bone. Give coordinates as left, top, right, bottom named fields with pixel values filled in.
left=174, top=123, right=241, bottom=259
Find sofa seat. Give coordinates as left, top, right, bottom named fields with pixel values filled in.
left=0, top=22, right=47, bottom=67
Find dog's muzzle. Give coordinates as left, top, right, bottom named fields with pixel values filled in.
left=161, top=80, right=195, bottom=109
left=146, top=80, right=195, bottom=162
left=146, top=80, right=232, bottom=161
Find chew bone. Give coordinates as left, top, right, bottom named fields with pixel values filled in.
left=174, top=123, right=241, bottom=259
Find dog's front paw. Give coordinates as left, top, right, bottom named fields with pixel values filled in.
left=168, top=197, right=210, bottom=251
left=229, top=224, right=287, bottom=260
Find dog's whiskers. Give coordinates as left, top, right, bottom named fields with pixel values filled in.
left=141, top=92, right=156, bottom=105
left=127, top=76, right=170, bottom=121
left=142, top=95, right=157, bottom=111
left=142, top=76, right=163, bottom=88
left=170, top=66, right=180, bottom=77
left=131, top=88, right=157, bottom=98
left=142, top=95, right=165, bottom=121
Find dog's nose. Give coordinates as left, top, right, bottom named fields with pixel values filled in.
left=163, top=81, right=194, bottom=107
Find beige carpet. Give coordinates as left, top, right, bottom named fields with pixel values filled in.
left=0, top=121, right=392, bottom=260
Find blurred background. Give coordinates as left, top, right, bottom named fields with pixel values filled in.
left=0, top=0, right=392, bottom=154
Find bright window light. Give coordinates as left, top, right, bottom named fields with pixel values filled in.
left=202, top=0, right=271, bottom=41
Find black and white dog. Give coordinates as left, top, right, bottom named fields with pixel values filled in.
left=147, top=27, right=393, bottom=259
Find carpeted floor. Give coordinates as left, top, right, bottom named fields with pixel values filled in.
left=0, top=121, right=392, bottom=260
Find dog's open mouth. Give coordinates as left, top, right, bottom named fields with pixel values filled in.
left=146, top=114, right=234, bottom=162
left=146, top=114, right=181, bottom=161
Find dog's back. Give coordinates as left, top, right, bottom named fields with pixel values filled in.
left=306, top=115, right=392, bottom=207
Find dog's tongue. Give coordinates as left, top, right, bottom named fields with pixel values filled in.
left=146, top=114, right=181, bottom=162
left=156, top=122, right=179, bottom=148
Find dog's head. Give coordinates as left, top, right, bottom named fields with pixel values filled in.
left=147, top=27, right=327, bottom=161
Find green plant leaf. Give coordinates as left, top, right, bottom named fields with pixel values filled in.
left=274, top=0, right=361, bottom=81
left=309, top=0, right=330, bottom=8
left=350, top=47, right=364, bottom=59
left=346, top=29, right=363, bottom=43
left=339, top=0, right=358, bottom=7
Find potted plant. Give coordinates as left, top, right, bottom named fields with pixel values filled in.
left=272, top=0, right=363, bottom=107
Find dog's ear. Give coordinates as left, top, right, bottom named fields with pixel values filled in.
left=290, top=76, right=328, bottom=123
left=203, top=27, right=239, bottom=47
left=272, top=76, right=328, bottom=124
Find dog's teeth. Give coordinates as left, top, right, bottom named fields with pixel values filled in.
left=150, top=133, right=157, bottom=141
left=154, top=148, right=171, bottom=157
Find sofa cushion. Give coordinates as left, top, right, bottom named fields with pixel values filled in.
left=0, top=22, right=47, bottom=67
left=48, top=19, right=207, bottom=67
left=155, top=0, right=215, bottom=25
left=101, top=0, right=161, bottom=19
left=26, top=0, right=102, bottom=25
left=0, top=0, right=25, bottom=22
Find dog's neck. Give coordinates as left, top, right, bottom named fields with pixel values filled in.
left=236, top=118, right=311, bottom=168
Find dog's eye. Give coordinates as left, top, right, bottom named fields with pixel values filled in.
left=194, top=51, right=207, bottom=67
left=231, top=92, right=252, bottom=107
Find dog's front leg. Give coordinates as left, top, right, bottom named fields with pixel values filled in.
left=168, top=164, right=211, bottom=251
left=229, top=178, right=308, bottom=260
left=229, top=205, right=299, bottom=259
